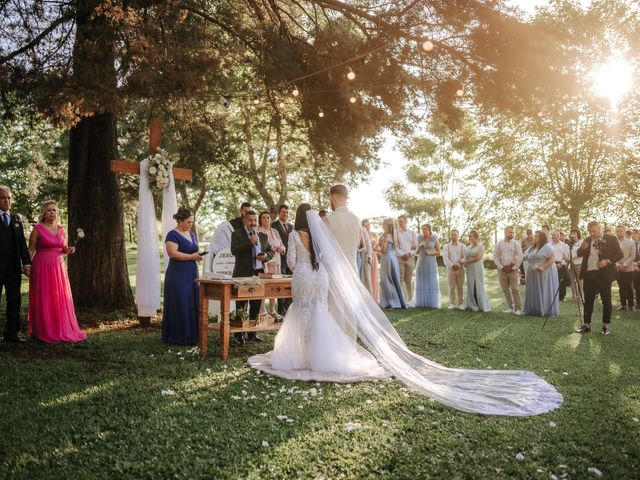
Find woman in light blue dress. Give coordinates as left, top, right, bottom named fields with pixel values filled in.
left=464, top=229, right=491, bottom=312
left=415, top=224, right=441, bottom=308
left=378, top=219, right=407, bottom=309
left=522, top=231, right=559, bottom=317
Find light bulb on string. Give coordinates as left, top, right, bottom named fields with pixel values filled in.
left=279, top=101, right=285, bottom=109
left=349, top=95, right=357, bottom=104
left=456, top=89, right=464, bottom=97
left=422, top=40, right=434, bottom=52
left=347, top=67, right=356, bottom=81
left=292, top=85, right=300, bottom=97
left=253, top=94, right=260, bottom=105
left=318, top=107, right=324, bottom=118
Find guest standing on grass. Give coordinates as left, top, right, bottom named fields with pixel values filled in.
left=614, top=225, right=635, bottom=311
left=464, top=230, right=491, bottom=312
left=272, top=204, right=294, bottom=315
left=378, top=219, right=407, bottom=309
left=442, top=229, right=466, bottom=310
left=522, top=231, right=559, bottom=317
left=162, top=207, right=203, bottom=345
left=0, top=185, right=31, bottom=343
left=27, top=201, right=86, bottom=343
left=363, top=219, right=380, bottom=303
left=575, top=221, right=623, bottom=335
left=494, top=226, right=523, bottom=315
left=396, top=215, right=418, bottom=305
left=415, top=224, right=441, bottom=308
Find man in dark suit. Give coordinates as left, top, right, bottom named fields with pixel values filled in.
left=229, top=202, right=252, bottom=231
left=271, top=204, right=293, bottom=315
left=230, top=210, right=274, bottom=346
left=576, top=220, right=623, bottom=335
left=0, top=186, right=32, bottom=343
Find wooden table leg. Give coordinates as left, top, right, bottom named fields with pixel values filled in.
left=199, top=284, right=208, bottom=357
left=220, top=286, right=230, bottom=362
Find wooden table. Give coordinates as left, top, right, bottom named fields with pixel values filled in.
left=198, top=277, right=292, bottom=360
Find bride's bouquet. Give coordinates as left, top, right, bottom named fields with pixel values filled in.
left=146, top=148, right=173, bottom=193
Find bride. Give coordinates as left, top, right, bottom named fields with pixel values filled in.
left=249, top=205, right=563, bottom=416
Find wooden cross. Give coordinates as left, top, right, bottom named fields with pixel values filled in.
left=111, top=117, right=193, bottom=326
left=111, top=117, right=193, bottom=181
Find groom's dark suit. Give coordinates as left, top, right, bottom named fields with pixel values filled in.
left=0, top=212, right=31, bottom=340
left=231, top=228, right=274, bottom=320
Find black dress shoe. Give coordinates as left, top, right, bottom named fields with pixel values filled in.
left=3, top=335, right=25, bottom=343
left=231, top=333, right=245, bottom=347
left=247, top=333, right=262, bottom=342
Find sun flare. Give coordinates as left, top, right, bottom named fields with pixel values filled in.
left=591, top=57, right=633, bottom=106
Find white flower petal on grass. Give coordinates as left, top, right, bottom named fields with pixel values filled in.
left=286, top=418, right=294, bottom=423
left=206, top=368, right=211, bottom=374
left=231, top=396, right=241, bottom=400
left=632, top=417, right=639, bottom=422
left=344, top=422, right=364, bottom=432
left=417, top=405, right=425, bottom=412
left=515, top=453, right=525, bottom=461
left=309, top=388, right=318, bottom=396
left=260, top=412, right=267, bottom=417
left=161, top=389, right=176, bottom=396
left=261, top=440, right=269, bottom=448
left=550, top=475, right=559, bottom=480
left=587, top=467, right=603, bottom=477
left=562, top=372, right=569, bottom=376
left=276, top=415, right=288, bottom=421
left=548, top=421, right=557, bottom=428
left=365, top=400, right=373, bottom=405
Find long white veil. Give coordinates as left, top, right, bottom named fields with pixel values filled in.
left=307, top=210, right=562, bottom=416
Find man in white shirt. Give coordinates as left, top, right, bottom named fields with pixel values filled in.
left=615, top=225, right=636, bottom=311
left=396, top=215, right=418, bottom=305
left=550, top=231, right=570, bottom=301
left=493, top=225, right=523, bottom=314
left=443, top=229, right=467, bottom=310
left=325, top=185, right=361, bottom=272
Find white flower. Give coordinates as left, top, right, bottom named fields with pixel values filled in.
left=515, top=453, right=525, bottom=461
left=149, top=166, right=157, bottom=174
left=260, top=412, right=267, bottom=417
left=261, top=440, right=269, bottom=448
left=76, top=228, right=85, bottom=239
left=548, top=421, right=557, bottom=428
left=231, top=395, right=241, bottom=400
left=161, top=389, right=176, bottom=396
left=417, top=405, right=425, bottom=411
left=276, top=415, right=288, bottom=421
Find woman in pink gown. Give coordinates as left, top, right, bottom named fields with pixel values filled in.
left=28, top=201, right=86, bottom=343
left=363, top=219, right=380, bottom=303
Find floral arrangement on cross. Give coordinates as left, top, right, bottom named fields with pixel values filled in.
left=146, top=148, right=174, bottom=194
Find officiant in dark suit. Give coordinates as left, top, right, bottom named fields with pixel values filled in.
left=575, top=220, right=623, bottom=335
left=0, top=186, right=31, bottom=343
left=272, top=204, right=293, bottom=315
left=230, top=210, right=274, bottom=346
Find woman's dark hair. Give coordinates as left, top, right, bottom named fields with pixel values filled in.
left=570, top=228, right=582, bottom=240
left=173, top=206, right=192, bottom=222
left=294, top=203, right=319, bottom=271
left=534, top=230, right=548, bottom=249
left=258, top=210, right=271, bottom=226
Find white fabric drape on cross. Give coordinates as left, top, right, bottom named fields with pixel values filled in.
left=135, top=158, right=161, bottom=316
left=161, top=165, right=178, bottom=272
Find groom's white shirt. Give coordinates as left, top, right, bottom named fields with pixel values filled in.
left=325, top=206, right=361, bottom=272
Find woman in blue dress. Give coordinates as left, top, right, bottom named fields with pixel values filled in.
left=415, top=224, right=441, bottom=308
left=522, top=230, right=559, bottom=317
left=464, top=229, right=491, bottom=312
left=378, top=219, right=407, bottom=309
left=162, top=207, right=203, bottom=345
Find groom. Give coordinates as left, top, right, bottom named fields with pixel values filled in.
left=230, top=210, right=275, bottom=346
left=0, top=186, right=31, bottom=343
left=325, top=184, right=361, bottom=272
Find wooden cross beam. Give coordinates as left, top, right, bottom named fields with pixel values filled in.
left=111, top=117, right=193, bottom=181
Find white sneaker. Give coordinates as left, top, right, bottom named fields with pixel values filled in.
left=513, top=309, right=522, bottom=316
left=448, top=304, right=456, bottom=310
left=503, top=308, right=514, bottom=314
left=458, top=304, right=465, bottom=310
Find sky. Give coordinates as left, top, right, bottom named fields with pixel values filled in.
left=348, top=0, right=593, bottom=220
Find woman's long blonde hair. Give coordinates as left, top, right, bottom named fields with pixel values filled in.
left=39, top=200, right=58, bottom=222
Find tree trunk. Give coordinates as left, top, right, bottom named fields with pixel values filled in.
left=67, top=0, right=134, bottom=309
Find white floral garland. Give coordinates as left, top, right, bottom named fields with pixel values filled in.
left=146, top=148, right=173, bottom=193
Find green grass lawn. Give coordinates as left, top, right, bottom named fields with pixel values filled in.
left=1, top=264, right=639, bottom=479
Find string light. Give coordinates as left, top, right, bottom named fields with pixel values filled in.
left=347, top=67, right=356, bottom=81
left=422, top=40, right=434, bottom=52
left=279, top=101, right=285, bottom=108
left=253, top=94, right=260, bottom=105
left=349, top=95, right=357, bottom=104
left=292, top=85, right=300, bottom=97
left=456, top=89, right=464, bottom=97
left=318, top=107, right=324, bottom=118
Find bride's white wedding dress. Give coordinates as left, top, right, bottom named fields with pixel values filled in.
left=249, top=230, right=389, bottom=382
left=249, top=212, right=563, bottom=416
